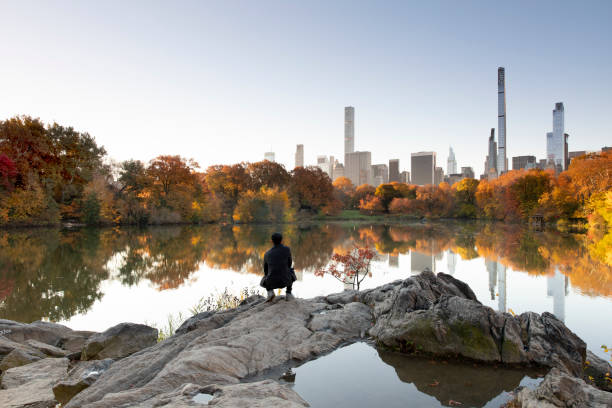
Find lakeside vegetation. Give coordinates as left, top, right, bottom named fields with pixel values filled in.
left=1, top=116, right=610, bottom=232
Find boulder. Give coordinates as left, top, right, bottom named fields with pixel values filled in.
left=0, top=348, right=45, bottom=372
left=81, top=323, right=158, bottom=360
left=0, top=357, right=68, bottom=408
left=584, top=350, right=612, bottom=392
left=368, top=274, right=586, bottom=376
left=53, top=358, right=113, bottom=405
left=516, top=368, right=612, bottom=408
left=0, top=320, right=93, bottom=353
left=0, top=335, right=46, bottom=358
left=24, top=339, right=69, bottom=357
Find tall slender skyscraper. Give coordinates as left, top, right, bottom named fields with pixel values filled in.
left=546, top=102, right=568, bottom=171
left=389, top=159, right=400, bottom=182
left=344, top=106, right=355, bottom=164
left=497, top=67, right=508, bottom=174
left=447, top=147, right=457, bottom=175
left=295, top=144, right=304, bottom=168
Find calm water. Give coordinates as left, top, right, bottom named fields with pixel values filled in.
left=290, top=342, right=545, bottom=408
left=0, top=222, right=610, bottom=362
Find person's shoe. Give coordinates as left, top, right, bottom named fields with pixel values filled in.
left=285, top=293, right=295, bottom=301
left=266, top=290, right=276, bottom=302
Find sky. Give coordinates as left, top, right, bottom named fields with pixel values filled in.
left=1, top=0, right=611, bottom=175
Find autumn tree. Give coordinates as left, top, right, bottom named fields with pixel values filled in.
left=247, top=161, right=291, bottom=191
left=332, top=177, right=355, bottom=208
left=289, top=166, right=335, bottom=212
left=205, top=163, right=250, bottom=217
left=0, top=154, right=17, bottom=190
left=375, top=183, right=402, bottom=211
left=454, top=178, right=479, bottom=218
left=352, top=184, right=376, bottom=209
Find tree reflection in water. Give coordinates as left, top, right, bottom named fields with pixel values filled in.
left=0, top=222, right=610, bottom=323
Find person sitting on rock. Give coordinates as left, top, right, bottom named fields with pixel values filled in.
left=261, top=232, right=295, bottom=302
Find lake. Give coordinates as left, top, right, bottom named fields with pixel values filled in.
left=1, top=221, right=610, bottom=366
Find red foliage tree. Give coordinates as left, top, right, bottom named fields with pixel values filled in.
left=315, top=247, right=376, bottom=290
left=0, top=154, right=17, bottom=189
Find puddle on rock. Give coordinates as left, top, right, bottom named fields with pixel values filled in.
left=193, top=392, right=214, bottom=405
left=288, top=342, right=545, bottom=408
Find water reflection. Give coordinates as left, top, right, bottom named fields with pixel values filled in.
left=290, top=342, right=543, bottom=408
left=0, top=222, right=610, bottom=325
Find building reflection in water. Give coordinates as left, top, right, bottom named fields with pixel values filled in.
left=388, top=254, right=399, bottom=268
left=485, top=259, right=506, bottom=312
left=411, top=251, right=435, bottom=275
left=547, top=268, right=568, bottom=322
left=447, top=251, right=456, bottom=275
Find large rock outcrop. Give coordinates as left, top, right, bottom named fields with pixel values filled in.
left=66, top=297, right=371, bottom=407
left=81, top=323, right=158, bottom=360
left=366, top=272, right=586, bottom=376
left=0, top=320, right=93, bottom=353
left=53, top=358, right=114, bottom=405
left=0, top=357, right=69, bottom=408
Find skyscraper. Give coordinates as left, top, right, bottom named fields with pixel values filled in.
left=512, top=155, right=536, bottom=170
left=411, top=152, right=436, bottom=186
left=497, top=67, right=508, bottom=174
left=485, top=128, right=498, bottom=179
left=389, top=159, right=400, bottom=183
left=434, top=167, right=444, bottom=185
left=371, top=164, right=388, bottom=186
left=346, top=151, right=371, bottom=186
left=316, top=156, right=332, bottom=178
left=344, top=106, right=355, bottom=164
left=295, top=144, right=304, bottom=168
left=546, top=102, right=568, bottom=172
left=447, top=147, right=457, bottom=175
left=264, top=152, right=275, bottom=162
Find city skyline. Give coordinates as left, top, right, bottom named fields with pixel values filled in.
left=1, top=1, right=611, bottom=173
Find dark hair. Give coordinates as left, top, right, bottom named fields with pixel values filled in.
left=271, top=232, right=283, bottom=245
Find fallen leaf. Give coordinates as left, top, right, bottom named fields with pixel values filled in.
left=449, top=400, right=462, bottom=406
left=428, top=380, right=439, bottom=387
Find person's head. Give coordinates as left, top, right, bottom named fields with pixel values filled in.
left=271, top=232, right=283, bottom=246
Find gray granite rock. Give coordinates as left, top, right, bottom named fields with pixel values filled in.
left=0, top=320, right=93, bottom=353
left=0, top=357, right=69, bottom=408
left=517, top=367, right=612, bottom=408
left=81, top=323, right=158, bottom=360
left=584, top=350, right=612, bottom=392
left=53, top=358, right=114, bottom=405
left=24, top=339, right=69, bottom=357
left=0, top=348, right=45, bottom=372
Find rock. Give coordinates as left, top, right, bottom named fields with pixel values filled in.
left=81, top=323, right=158, bottom=360
left=0, top=357, right=68, bottom=408
left=0, top=320, right=93, bottom=353
left=0, top=335, right=45, bottom=358
left=201, top=379, right=309, bottom=407
left=53, top=359, right=114, bottom=405
left=516, top=368, right=612, bottom=408
left=24, top=339, right=69, bottom=357
left=369, top=273, right=586, bottom=376
left=584, top=350, right=612, bottom=392
left=66, top=299, right=371, bottom=407
left=0, top=348, right=45, bottom=372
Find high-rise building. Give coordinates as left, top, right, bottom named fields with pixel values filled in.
left=346, top=151, right=371, bottom=186
left=344, top=106, right=355, bottom=164
left=546, top=103, right=568, bottom=172
left=512, top=155, right=536, bottom=170
left=316, top=156, right=333, bottom=178
left=485, top=128, right=498, bottom=179
left=295, top=144, right=304, bottom=168
left=400, top=171, right=411, bottom=184
left=411, top=152, right=436, bottom=186
left=389, top=159, right=400, bottom=183
left=461, top=166, right=475, bottom=179
left=447, top=147, right=457, bottom=175
left=434, top=167, right=444, bottom=185
left=264, top=152, right=275, bottom=162
left=332, top=161, right=345, bottom=181
left=497, top=67, right=508, bottom=174
left=371, top=164, right=388, bottom=186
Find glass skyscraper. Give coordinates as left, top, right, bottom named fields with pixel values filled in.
left=546, top=102, right=568, bottom=171
left=496, top=67, right=507, bottom=174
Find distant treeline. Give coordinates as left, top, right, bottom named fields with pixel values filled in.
left=0, top=116, right=610, bottom=229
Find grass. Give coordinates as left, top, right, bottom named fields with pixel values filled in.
left=148, top=286, right=263, bottom=342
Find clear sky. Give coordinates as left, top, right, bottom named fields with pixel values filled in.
left=1, top=1, right=610, bottom=175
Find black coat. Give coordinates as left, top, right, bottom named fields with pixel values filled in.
left=262, top=244, right=293, bottom=289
